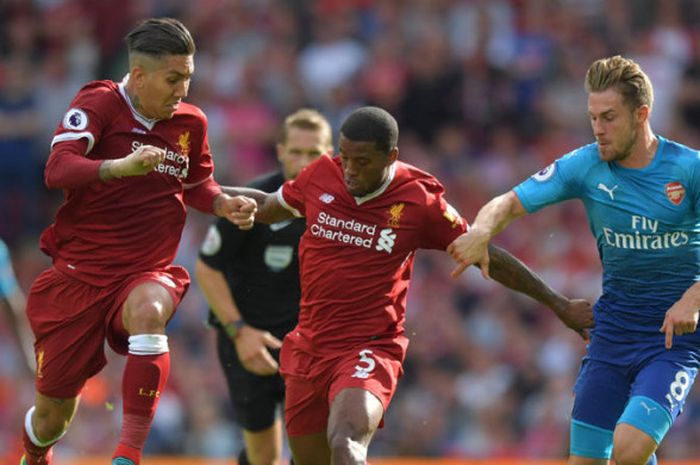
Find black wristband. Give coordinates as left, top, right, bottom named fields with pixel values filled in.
left=223, top=319, right=247, bottom=339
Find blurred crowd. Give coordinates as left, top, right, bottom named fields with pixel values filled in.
left=3, top=0, right=700, bottom=461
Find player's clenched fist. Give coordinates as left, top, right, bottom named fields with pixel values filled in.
left=99, top=144, right=166, bottom=180
left=214, top=194, right=257, bottom=230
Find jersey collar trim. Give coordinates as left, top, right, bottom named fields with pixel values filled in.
left=118, top=75, right=159, bottom=130
left=354, top=162, right=397, bottom=205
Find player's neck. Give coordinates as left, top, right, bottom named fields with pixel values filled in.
left=124, top=82, right=154, bottom=121
left=619, top=127, right=657, bottom=169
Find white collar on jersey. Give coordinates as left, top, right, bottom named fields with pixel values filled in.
left=118, top=75, right=159, bottom=130
left=353, top=162, right=397, bottom=205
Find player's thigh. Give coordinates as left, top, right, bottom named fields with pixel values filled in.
left=288, top=431, right=330, bottom=465
left=26, top=268, right=110, bottom=398
left=106, top=266, right=190, bottom=353
left=616, top=357, right=698, bottom=450
left=612, top=423, right=656, bottom=465
left=242, top=419, right=284, bottom=464
left=216, top=329, right=284, bottom=431
left=328, top=387, right=383, bottom=446
left=570, top=359, right=631, bottom=460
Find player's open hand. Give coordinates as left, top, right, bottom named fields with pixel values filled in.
left=234, top=325, right=283, bottom=376
left=114, top=144, right=166, bottom=177
left=660, top=297, right=699, bottom=349
left=553, top=298, right=594, bottom=341
left=447, top=228, right=491, bottom=278
left=215, top=194, right=257, bottom=230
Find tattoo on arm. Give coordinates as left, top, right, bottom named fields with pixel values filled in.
left=99, top=160, right=116, bottom=181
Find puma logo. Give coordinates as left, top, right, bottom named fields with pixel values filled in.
left=597, top=182, right=619, bottom=200
left=640, top=401, right=656, bottom=415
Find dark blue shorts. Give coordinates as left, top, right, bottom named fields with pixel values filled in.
left=570, top=346, right=699, bottom=458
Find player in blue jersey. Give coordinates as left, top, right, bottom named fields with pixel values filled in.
left=0, top=238, right=34, bottom=375
left=449, top=55, right=700, bottom=465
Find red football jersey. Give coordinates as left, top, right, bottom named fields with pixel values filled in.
left=278, top=154, right=467, bottom=355
left=42, top=79, right=214, bottom=286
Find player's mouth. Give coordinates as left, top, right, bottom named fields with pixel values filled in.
left=345, top=178, right=360, bottom=191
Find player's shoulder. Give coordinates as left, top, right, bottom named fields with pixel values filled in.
left=392, top=160, right=445, bottom=196
left=559, top=142, right=600, bottom=165
left=312, top=153, right=339, bottom=174
left=73, top=80, right=121, bottom=105
left=662, top=136, right=700, bottom=163
left=175, top=102, right=208, bottom=123
left=248, top=171, right=285, bottom=191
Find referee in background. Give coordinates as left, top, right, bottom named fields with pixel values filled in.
left=196, top=108, right=332, bottom=465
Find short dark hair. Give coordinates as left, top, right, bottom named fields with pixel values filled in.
left=126, top=18, right=195, bottom=57
left=340, top=106, right=399, bottom=154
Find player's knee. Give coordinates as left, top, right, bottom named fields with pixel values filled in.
left=125, top=299, right=169, bottom=334
left=612, top=426, right=657, bottom=465
left=612, top=448, right=652, bottom=465
left=32, top=408, right=69, bottom=443
left=327, top=433, right=367, bottom=461
left=327, top=423, right=370, bottom=461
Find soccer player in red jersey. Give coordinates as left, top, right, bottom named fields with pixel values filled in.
left=223, top=106, right=593, bottom=465
left=19, top=18, right=256, bottom=465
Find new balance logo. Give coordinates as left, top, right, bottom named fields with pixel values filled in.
left=375, top=228, right=396, bottom=253
left=640, top=401, right=657, bottom=415
left=319, top=193, right=335, bottom=204
left=597, top=182, right=618, bottom=200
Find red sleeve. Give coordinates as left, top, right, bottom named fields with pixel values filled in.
left=279, top=154, right=328, bottom=217
left=419, top=178, right=468, bottom=250
left=44, top=139, right=102, bottom=189
left=183, top=176, right=221, bottom=214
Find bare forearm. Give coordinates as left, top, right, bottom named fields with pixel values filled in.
left=195, top=260, right=242, bottom=324
left=221, top=186, right=270, bottom=205
left=220, top=186, right=293, bottom=224
left=680, top=280, right=700, bottom=307
left=472, top=191, right=525, bottom=238
left=486, top=244, right=565, bottom=312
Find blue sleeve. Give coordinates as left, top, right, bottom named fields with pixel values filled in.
left=0, top=240, right=18, bottom=298
left=513, top=148, right=589, bottom=213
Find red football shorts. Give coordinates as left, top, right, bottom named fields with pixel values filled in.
left=26, top=265, right=189, bottom=398
left=280, top=333, right=406, bottom=436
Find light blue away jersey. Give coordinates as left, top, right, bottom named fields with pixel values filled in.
left=0, top=239, right=18, bottom=298
left=515, top=137, right=700, bottom=356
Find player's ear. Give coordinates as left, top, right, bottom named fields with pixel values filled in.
left=387, top=147, right=398, bottom=164
left=130, top=65, right=146, bottom=88
left=636, top=104, right=650, bottom=124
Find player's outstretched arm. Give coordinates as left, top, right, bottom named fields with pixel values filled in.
left=448, top=191, right=527, bottom=278
left=195, top=259, right=281, bottom=375
left=660, top=280, right=700, bottom=349
left=220, top=186, right=295, bottom=225
left=487, top=244, right=594, bottom=341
